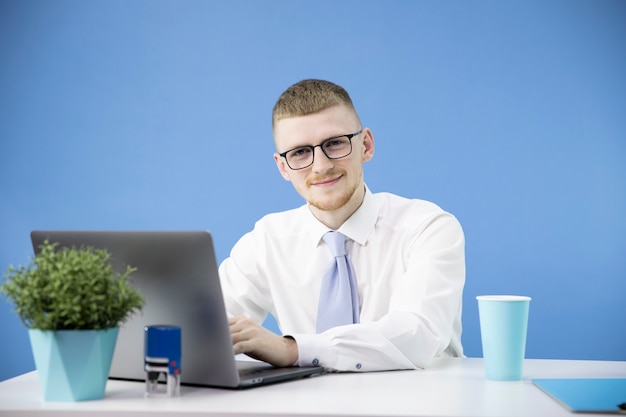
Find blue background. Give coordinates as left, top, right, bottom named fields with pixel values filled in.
left=1, top=0, right=625, bottom=381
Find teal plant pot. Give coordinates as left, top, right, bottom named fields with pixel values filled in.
left=28, top=327, right=119, bottom=401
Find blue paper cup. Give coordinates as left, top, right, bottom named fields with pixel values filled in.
left=477, top=295, right=531, bottom=381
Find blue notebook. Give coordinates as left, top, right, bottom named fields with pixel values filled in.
left=532, top=378, right=626, bottom=414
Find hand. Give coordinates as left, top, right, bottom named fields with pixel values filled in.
left=229, top=315, right=299, bottom=367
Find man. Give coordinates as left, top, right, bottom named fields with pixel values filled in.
left=219, top=79, right=465, bottom=372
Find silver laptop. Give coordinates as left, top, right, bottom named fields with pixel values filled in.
left=31, top=230, right=325, bottom=388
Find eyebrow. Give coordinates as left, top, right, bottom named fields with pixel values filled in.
left=286, top=132, right=354, bottom=151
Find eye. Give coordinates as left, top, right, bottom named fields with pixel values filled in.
left=289, top=147, right=312, bottom=159
left=323, top=137, right=349, bottom=149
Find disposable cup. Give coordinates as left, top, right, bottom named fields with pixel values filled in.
left=476, top=295, right=531, bottom=381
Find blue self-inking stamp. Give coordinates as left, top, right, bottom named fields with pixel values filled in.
left=144, top=325, right=181, bottom=397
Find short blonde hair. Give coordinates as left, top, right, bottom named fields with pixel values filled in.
left=272, top=79, right=361, bottom=129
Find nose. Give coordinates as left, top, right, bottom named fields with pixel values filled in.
left=311, top=145, right=334, bottom=173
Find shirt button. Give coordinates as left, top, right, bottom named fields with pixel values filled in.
left=356, top=363, right=362, bottom=370
left=312, top=359, right=320, bottom=366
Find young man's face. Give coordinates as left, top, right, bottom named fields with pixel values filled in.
left=273, top=104, right=374, bottom=213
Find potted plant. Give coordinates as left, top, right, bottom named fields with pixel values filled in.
left=1, top=240, right=144, bottom=401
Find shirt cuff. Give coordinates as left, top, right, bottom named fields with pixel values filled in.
left=287, top=333, right=333, bottom=368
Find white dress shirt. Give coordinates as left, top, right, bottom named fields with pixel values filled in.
left=218, top=186, right=465, bottom=372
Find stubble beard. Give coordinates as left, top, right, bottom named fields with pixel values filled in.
left=306, top=172, right=361, bottom=212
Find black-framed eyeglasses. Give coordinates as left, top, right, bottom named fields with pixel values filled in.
left=279, top=130, right=363, bottom=170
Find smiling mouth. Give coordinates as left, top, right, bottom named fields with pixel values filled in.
left=310, top=175, right=342, bottom=187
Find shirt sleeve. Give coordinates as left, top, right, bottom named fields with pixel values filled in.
left=289, top=213, right=465, bottom=372
left=218, top=231, right=272, bottom=325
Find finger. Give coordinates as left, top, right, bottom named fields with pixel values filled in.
left=228, top=315, right=243, bottom=326
left=230, top=318, right=258, bottom=345
left=232, top=339, right=247, bottom=355
left=228, top=315, right=254, bottom=330
left=229, top=316, right=248, bottom=335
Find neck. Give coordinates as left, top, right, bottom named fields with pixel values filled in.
left=309, top=184, right=366, bottom=230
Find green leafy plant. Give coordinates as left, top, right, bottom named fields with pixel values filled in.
left=1, top=240, right=144, bottom=330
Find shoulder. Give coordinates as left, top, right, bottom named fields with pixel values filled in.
left=252, top=204, right=310, bottom=236
left=374, top=191, right=447, bottom=217
left=373, top=192, right=462, bottom=232
left=227, top=205, right=310, bottom=259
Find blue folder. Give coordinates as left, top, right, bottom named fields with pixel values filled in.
left=532, top=378, right=626, bottom=414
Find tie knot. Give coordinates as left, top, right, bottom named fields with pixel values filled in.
left=323, top=231, right=347, bottom=257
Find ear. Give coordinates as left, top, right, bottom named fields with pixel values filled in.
left=273, top=153, right=292, bottom=181
left=360, top=128, right=375, bottom=163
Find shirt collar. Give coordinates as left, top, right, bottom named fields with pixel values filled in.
left=305, top=185, right=379, bottom=248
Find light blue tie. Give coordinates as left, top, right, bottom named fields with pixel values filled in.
left=316, top=231, right=360, bottom=333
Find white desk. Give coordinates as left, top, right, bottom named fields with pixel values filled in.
left=1, top=358, right=625, bottom=417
